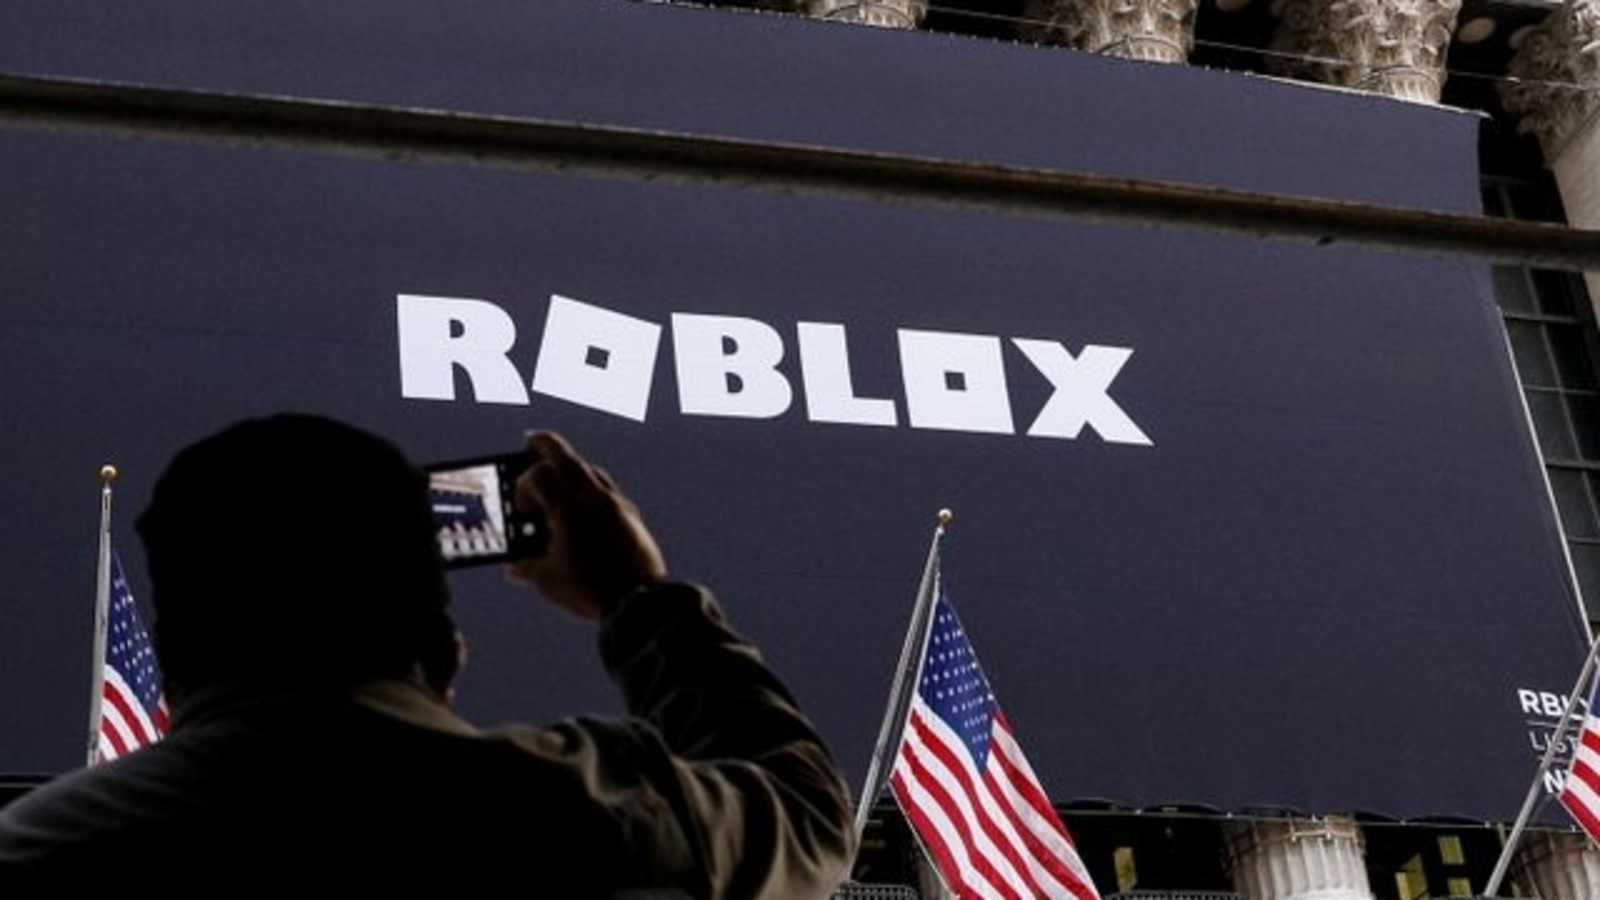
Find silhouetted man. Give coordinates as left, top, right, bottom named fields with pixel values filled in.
left=0, top=414, right=855, bottom=895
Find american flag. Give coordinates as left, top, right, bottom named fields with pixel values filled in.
left=96, top=550, right=168, bottom=762
left=889, top=587, right=1099, bottom=900
left=1560, top=681, right=1600, bottom=843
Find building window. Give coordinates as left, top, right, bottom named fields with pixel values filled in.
left=1363, top=823, right=1504, bottom=900
left=1114, top=845, right=1138, bottom=893
left=1482, top=127, right=1600, bottom=628
left=1438, top=835, right=1466, bottom=867
left=1395, top=853, right=1430, bottom=900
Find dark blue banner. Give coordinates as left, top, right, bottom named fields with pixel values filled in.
left=0, top=0, right=1586, bottom=820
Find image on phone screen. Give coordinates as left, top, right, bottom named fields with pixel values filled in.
left=428, top=463, right=511, bottom=564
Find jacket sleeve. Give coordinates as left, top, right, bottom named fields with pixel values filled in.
left=596, top=580, right=857, bottom=899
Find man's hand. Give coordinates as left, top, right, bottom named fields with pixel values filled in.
left=505, top=431, right=667, bottom=620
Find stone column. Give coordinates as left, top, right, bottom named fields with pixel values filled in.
left=1499, top=0, right=1600, bottom=313
left=803, top=0, right=926, bottom=29
left=1226, top=817, right=1376, bottom=900
left=1511, top=831, right=1600, bottom=900
left=1018, top=0, right=1199, bottom=64
left=1266, top=0, right=1462, bottom=104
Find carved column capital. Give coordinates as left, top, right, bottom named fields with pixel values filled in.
left=1019, top=0, right=1199, bottom=64
left=1501, top=0, right=1600, bottom=162
left=1268, top=0, right=1462, bottom=103
left=1510, top=831, right=1600, bottom=900
left=1226, top=816, right=1375, bottom=900
left=804, top=0, right=926, bottom=28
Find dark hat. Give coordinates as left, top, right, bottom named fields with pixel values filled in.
left=136, top=413, right=454, bottom=688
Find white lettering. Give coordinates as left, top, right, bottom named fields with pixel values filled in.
left=1013, top=340, right=1152, bottom=446
left=531, top=295, right=662, bottom=422
left=1519, top=689, right=1544, bottom=715
left=396, top=292, right=1153, bottom=445
left=1542, top=692, right=1569, bottom=718
left=397, top=294, right=529, bottom=404
left=1528, top=729, right=1575, bottom=755
left=797, top=322, right=897, bottom=427
left=672, top=313, right=792, bottom=419
left=898, top=329, right=1014, bottom=435
left=1546, top=769, right=1567, bottom=795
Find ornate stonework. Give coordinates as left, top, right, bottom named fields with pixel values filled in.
left=804, top=0, right=926, bottom=29
left=1227, top=817, right=1375, bottom=900
left=1511, top=832, right=1600, bottom=900
left=1019, top=0, right=1198, bottom=64
left=1267, top=0, right=1461, bottom=103
left=1501, top=0, right=1600, bottom=162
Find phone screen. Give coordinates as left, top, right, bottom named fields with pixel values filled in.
left=425, top=452, right=544, bottom=567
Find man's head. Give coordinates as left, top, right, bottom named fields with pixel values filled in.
left=136, top=413, right=456, bottom=697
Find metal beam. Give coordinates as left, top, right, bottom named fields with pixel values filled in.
left=2, top=71, right=1598, bottom=272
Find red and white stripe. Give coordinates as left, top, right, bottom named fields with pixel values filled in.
left=96, top=667, right=168, bottom=763
left=1561, top=715, right=1600, bottom=842
left=891, top=698, right=1099, bottom=900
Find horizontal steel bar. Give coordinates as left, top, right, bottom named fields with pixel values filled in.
left=1, top=71, right=1597, bottom=272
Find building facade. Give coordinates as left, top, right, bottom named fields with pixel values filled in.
left=0, top=2, right=1595, bottom=897
left=672, top=2, right=1600, bottom=898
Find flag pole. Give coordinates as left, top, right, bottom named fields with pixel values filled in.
left=86, top=463, right=118, bottom=766
left=851, top=508, right=954, bottom=844
left=1484, top=631, right=1600, bottom=897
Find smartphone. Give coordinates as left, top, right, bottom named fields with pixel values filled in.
left=423, top=450, right=547, bottom=568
